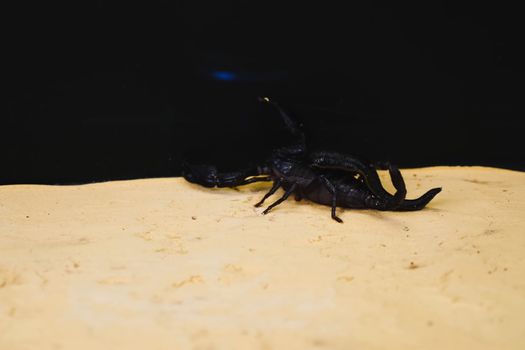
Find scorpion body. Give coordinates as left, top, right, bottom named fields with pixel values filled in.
left=182, top=97, right=441, bottom=222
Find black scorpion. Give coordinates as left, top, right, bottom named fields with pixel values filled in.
left=182, top=97, right=441, bottom=222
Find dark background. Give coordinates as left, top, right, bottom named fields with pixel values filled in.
left=3, top=1, right=524, bottom=185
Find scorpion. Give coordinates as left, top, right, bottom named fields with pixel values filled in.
left=182, top=97, right=441, bottom=223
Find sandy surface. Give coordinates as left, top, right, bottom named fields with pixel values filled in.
left=0, top=166, right=524, bottom=349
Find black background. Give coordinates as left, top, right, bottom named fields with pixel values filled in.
left=3, top=1, right=524, bottom=185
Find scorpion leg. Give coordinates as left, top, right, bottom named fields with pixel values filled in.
left=318, top=175, right=343, bottom=223
left=262, top=183, right=298, bottom=215
left=182, top=162, right=272, bottom=188
left=254, top=178, right=282, bottom=207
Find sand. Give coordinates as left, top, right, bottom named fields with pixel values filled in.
left=1, top=166, right=524, bottom=349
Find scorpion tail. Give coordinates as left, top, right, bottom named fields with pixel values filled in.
left=369, top=169, right=440, bottom=211
left=396, top=187, right=442, bottom=211
left=257, top=96, right=306, bottom=148
left=365, top=165, right=407, bottom=211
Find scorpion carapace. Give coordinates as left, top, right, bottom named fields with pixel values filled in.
left=182, top=97, right=441, bottom=223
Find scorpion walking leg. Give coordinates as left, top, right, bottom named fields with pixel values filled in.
left=254, top=178, right=282, bottom=207
left=262, top=183, right=298, bottom=215
left=319, top=175, right=343, bottom=223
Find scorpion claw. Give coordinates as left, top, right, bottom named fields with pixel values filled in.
left=182, top=162, right=218, bottom=188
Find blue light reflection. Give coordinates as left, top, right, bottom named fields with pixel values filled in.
left=211, top=71, right=238, bottom=81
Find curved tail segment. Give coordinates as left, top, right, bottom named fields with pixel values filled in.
left=309, top=151, right=441, bottom=211
left=386, top=165, right=408, bottom=210
left=257, top=96, right=307, bottom=152
left=396, top=187, right=442, bottom=211
left=310, top=151, right=405, bottom=203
